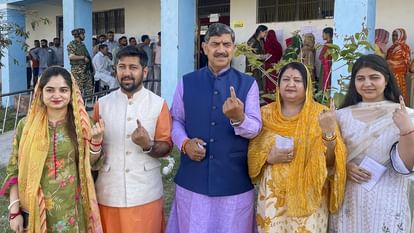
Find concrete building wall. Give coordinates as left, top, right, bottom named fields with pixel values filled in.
left=230, top=0, right=333, bottom=48
left=24, top=0, right=161, bottom=48
left=92, top=0, right=161, bottom=41
left=25, top=2, right=61, bottom=47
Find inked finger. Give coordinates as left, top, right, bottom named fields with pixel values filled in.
left=329, top=98, right=335, bottom=111
left=99, top=118, right=105, bottom=128
left=230, top=86, right=237, bottom=99
left=136, top=119, right=142, bottom=128
left=399, top=95, right=407, bottom=111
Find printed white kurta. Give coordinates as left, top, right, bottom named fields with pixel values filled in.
left=329, top=105, right=414, bottom=233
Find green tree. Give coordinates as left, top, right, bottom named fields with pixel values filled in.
left=0, top=11, right=49, bottom=67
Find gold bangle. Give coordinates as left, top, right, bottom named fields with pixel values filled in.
left=322, top=132, right=337, bottom=141
left=89, top=147, right=102, bottom=154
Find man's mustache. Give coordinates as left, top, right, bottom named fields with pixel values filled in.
left=214, top=53, right=228, bottom=58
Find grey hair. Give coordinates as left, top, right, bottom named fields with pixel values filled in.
left=204, top=23, right=235, bottom=43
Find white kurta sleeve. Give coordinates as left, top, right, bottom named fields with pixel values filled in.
left=390, top=143, right=414, bottom=174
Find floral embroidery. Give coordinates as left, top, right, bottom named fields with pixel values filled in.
left=54, top=220, right=68, bottom=233
left=60, top=179, right=67, bottom=188
left=68, top=216, right=76, bottom=225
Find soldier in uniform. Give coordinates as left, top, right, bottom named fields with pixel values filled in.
left=67, top=28, right=94, bottom=96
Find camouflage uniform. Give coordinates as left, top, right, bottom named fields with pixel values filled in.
left=67, top=40, right=93, bottom=96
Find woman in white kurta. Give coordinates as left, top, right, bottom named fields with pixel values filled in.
left=329, top=54, right=414, bottom=233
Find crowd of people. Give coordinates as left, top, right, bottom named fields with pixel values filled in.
left=245, top=25, right=414, bottom=109
left=245, top=25, right=334, bottom=96
left=26, top=29, right=162, bottom=97
left=2, top=22, right=414, bottom=233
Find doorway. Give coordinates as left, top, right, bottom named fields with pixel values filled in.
left=197, top=0, right=230, bottom=68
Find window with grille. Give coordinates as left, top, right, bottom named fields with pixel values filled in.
left=92, top=8, right=125, bottom=35
left=257, top=0, right=334, bottom=23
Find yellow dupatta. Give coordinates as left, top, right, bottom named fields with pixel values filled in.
left=17, top=73, right=103, bottom=233
left=248, top=66, right=346, bottom=217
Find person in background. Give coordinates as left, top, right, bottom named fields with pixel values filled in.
left=92, top=44, right=117, bottom=91
left=0, top=66, right=103, bottom=233
left=166, top=23, right=262, bottom=233
left=29, top=40, right=40, bottom=87
left=319, top=27, right=333, bottom=92
left=30, top=39, right=56, bottom=76
left=112, top=36, right=128, bottom=66
left=386, top=28, right=411, bottom=103
left=302, top=33, right=316, bottom=82
left=375, top=28, right=390, bottom=57
left=249, top=62, right=346, bottom=233
left=263, top=29, right=283, bottom=95
left=152, top=32, right=161, bottom=96
left=26, top=52, right=32, bottom=89
left=140, top=35, right=155, bottom=93
left=329, top=54, right=414, bottom=233
left=410, top=60, right=414, bottom=107
left=93, top=34, right=107, bottom=57
left=51, top=37, right=64, bottom=67
left=104, top=31, right=118, bottom=53
left=282, top=34, right=302, bottom=61
left=247, top=25, right=268, bottom=92
left=129, top=37, right=138, bottom=46
left=67, top=28, right=94, bottom=96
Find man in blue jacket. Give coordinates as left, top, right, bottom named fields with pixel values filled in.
left=166, top=23, right=262, bottom=233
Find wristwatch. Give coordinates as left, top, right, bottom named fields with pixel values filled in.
left=322, top=132, right=336, bottom=141
left=142, top=140, right=154, bottom=154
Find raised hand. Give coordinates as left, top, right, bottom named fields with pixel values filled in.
left=131, top=119, right=152, bottom=149
left=183, top=138, right=207, bottom=162
left=393, top=95, right=414, bottom=134
left=223, top=86, right=245, bottom=124
left=91, top=117, right=105, bottom=144
left=346, top=162, right=371, bottom=183
left=318, top=98, right=337, bottom=134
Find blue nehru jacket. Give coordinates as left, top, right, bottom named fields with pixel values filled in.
left=174, top=66, right=255, bottom=196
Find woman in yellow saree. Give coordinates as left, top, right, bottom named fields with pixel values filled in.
left=1, top=66, right=103, bottom=233
left=248, top=62, right=346, bottom=233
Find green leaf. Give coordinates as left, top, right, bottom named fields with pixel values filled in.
left=331, top=52, right=339, bottom=61
left=355, top=32, right=361, bottom=40
left=334, top=92, right=346, bottom=107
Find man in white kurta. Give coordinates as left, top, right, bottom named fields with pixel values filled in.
left=92, top=44, right=118, bottom=89
left=93, top=45, right=172, bottom=233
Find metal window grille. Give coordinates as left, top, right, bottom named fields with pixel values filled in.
left=92, top=8, right=125, bottom=35
left=257, top=0, right=334, bottom=23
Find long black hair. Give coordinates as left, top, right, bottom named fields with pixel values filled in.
left=340, top=54, right=400, bottom=109
left=249, top=25, right=268, bottom=41
left=39, top=66, right=79, bottom=160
